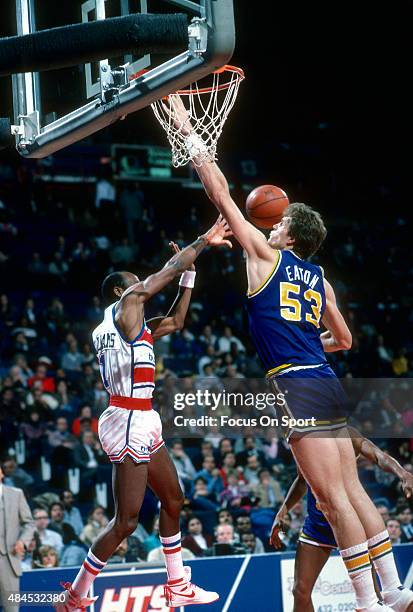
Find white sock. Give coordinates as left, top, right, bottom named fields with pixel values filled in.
left=340, top=541, right=377, bottom=609
left=72, top=549, right=107, bottom=598
left=160, top=532, right=185, bottom=582
left=368, top=530, right=401, bottom=593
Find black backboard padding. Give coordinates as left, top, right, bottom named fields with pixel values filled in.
left=0, top=13, right=188, bottom=77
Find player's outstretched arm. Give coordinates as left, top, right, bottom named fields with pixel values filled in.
left=320, top=278, right=352, bottom=352
left=115, top=217, right=232, bottom=341
left=147, top=242, right=195, bottom=339
left=270, top=472, right=307, bottom=549
left=349, top=427, right=413, bottom=499
left=163, top=96, right=272, bottom=260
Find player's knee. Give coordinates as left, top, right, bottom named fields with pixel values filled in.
left=113, top=514, right=139, bottom=538
left=162, top=489, right=184, bottom=517
left=313, top=490, right=347, bottom=526
left=292, top=581, right=312, bottom=605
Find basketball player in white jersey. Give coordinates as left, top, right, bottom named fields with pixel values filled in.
left=56, top=217, right=232, bottom=611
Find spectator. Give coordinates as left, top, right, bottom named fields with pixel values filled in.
left=60, top=525, right=87, bottom=567
left=143, top=516, right=160, bottom=555
left=169, top=440, right=196, bottom=490
left=61, top=490, right=84, bottom=537
left=1, top=457, right=34, bottom=491
left=243, top=454, right=262, bottom=488
left=182, top=517, right=213, bottom=557
left=48, top=501, right=70, bottom=536
left=235, top=514, right=265, bottom=553
left=236, top=436, right=266, bottom=467
left=28, top=362, right=55, bottom=394
left=217, top=509, right=234, bottom=526
left=35, top=545, right=59, bottom=568
left=219, top=452, right=240, bottom=487
left=20, top=533, right=42, bottom=571
left=220, top=471, right=250, bottom=509
left=217, top=326, right=245, bottom=354
left=48, top=252, right=69, bottom=279
left=74, top=430, right=107, bottom=500
left=194, top=455, right=224, bottom=497
left=27, top=252, right=47, bottom=278
left=33, top=507, right=63, bottom=554
left=110, top=238, right=136, bottom=266
left=190, top=477, right=219, bottom=511
left=398, top=505, right=413, bottom=541
left=109, top=538, right=130, bottom=564
left=205, top=524, right=246, bottom=557
left=386, top=518, right=407, bottom=545
left=80, top=505, right=108, bottom=547
left=197, top=345, right=217, bottom=375
left=61, top=339, right=84, bottom=372
left=376, top=503, right=391, bottom=524
left=254, top=468, right=284, bottom=508
left=72, top=405, right=98, bottom=437
left=217, top=438, right=234, bottom=466
left=240, top=531, right=259, bottom=555
left=87, top=296, right=103, bottom=323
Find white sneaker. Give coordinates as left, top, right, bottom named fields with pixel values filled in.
left=54, top=582, right=98, bottom=612
left=383, top=587, right=413, bottom=612
left=164, top=569, right=219, bottom=607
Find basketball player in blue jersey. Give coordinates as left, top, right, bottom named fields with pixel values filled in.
left=270, top=427, right=413, bottom=611
left=161, top=96, right=413, bottom=611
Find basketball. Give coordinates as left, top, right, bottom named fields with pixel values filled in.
left=245, top=185, right=289, bottom=229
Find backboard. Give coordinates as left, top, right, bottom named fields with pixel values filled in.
left=8, top=0, right=235, bottom=158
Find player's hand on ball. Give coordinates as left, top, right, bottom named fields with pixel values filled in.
left=169, top=241, right=195, bottom=271
left=269, top=512, right=288, bottom=550
left=203, top=215, right=233, bottom=249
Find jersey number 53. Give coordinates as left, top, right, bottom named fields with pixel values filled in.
left=280, top=282, right=322, bottom=328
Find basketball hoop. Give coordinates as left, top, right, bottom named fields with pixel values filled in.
left=151, top=65, right=244, bottom=167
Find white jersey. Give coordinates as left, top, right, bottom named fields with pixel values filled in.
left=92, top=303, right=155, bottom=400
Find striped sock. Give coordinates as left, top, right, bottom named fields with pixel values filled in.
left=160, top=532, right=185, bottom=582
left=368, top=530, right=401, bottom=593
left=72, top=549, right=107, bottom=598
left=340, top=542, right=377, bottom=609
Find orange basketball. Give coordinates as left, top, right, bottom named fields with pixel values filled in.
left=245, top=185, right=289, bottom=229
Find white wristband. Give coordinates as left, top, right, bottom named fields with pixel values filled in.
left=185, top=133, right=208, bottom=158
left=179, top=270, right=196, bottom=288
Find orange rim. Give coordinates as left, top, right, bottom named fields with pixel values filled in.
left=129, top=65, right=245, bottom=95
left=176, top=65, right=245, bottom=95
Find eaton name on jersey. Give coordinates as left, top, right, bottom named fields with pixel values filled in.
left=285, top=264, right=320, bottom=289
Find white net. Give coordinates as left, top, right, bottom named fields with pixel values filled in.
left=151, top=66, right=244, bottom=167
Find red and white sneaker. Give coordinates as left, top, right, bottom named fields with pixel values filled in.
left=164, top=568, right=219, bottom=608
left=54, top=582, right=98, bottom=612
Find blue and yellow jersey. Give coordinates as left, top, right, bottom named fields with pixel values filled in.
left=246, top=249, right=327, bottom=376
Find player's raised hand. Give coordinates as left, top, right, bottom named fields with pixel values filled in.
left=169, top=240, right=195, bottom=271
left=401, top=471, right=413, bottom=499
left=203, top=215, right=233, bottom=249
left=269, top=510, right=288, bottom=550
left=162, top=94, right=192, bottom=136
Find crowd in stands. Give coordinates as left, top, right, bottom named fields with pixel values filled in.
left=1, top=154, right=413, bottom=570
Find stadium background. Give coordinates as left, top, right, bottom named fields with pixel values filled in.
left=0, top=0, right=413, bottom=607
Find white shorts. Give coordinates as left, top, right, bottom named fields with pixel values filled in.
left=98, top=406, right=164, bottom=463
